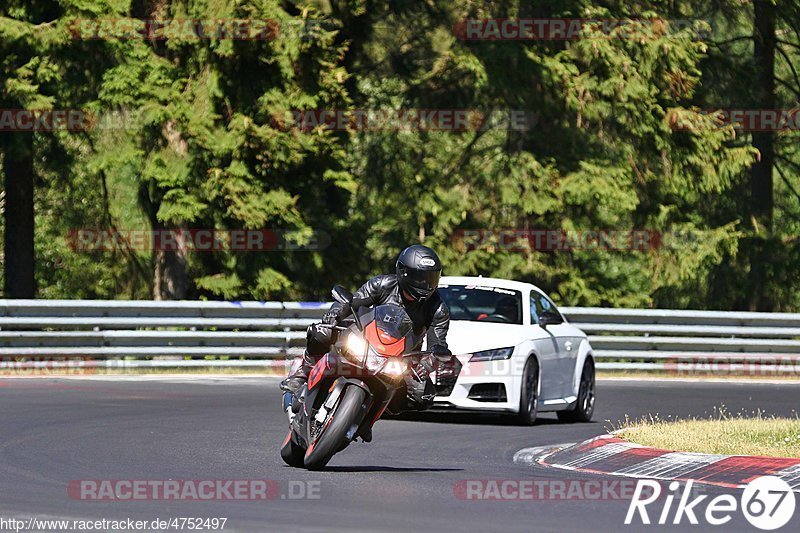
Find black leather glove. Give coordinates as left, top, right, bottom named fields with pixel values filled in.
left=418, top=354, right=436, bottom=377
left=431, top=344, right=452, bottom=363
left=437, top=352, right=461, bottom=381
left=321, top=309, right=339, bottom=325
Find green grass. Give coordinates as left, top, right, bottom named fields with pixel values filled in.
left=613, top=409, right=800, bottom=458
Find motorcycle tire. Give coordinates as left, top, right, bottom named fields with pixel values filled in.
left=280, top=430, right=305, bottom=468
left=303, top=385, right=367, bottom=470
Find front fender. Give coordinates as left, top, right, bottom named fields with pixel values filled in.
left=331, top=378, right=373, bottom=441
left=325, top=377, right=373, bottom=409
left=569, top=340, right=593, bottom=398
left=324, top=377, right=373, bottom=422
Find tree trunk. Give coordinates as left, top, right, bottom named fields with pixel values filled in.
left=2, top=135, right=35, bottom=298
left=150, top=212, right=189, bottom=300
left=748, top=0, right=776, bottom=311
left=152, top=231, right=188, bottom=300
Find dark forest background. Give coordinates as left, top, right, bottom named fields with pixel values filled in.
left=1, top=1, right=798, bottom=310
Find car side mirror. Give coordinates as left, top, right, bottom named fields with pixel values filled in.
left=538, top=310, right=563, bottom=328
left=331, top=285, right=353, bottom=306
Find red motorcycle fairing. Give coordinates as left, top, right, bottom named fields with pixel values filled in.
left=308, top=352, right=337, bottom=391
left=364, top=320, right=406, bottom=356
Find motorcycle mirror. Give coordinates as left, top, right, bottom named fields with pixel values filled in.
left=331, top=285, right=354, bottom=306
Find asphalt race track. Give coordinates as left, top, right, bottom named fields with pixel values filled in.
left=0, top=377, right=798, bottom=532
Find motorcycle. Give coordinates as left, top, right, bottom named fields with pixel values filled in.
left=280, top=285, right=435, bottom=470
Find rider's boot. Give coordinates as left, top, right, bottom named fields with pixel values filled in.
left=280, top=351, right=317, bottom=394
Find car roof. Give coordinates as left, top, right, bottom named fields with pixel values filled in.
left=439, top=276, right=545, bottom=295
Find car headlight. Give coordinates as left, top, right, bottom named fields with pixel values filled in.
left=469, top=346, right=515, bottom=362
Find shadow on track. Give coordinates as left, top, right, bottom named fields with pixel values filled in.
left=386, top=411, right=568, bottom=427
left=322, top=466, right=463, bottom=473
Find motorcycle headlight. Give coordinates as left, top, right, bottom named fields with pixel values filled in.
left=342, top=333, right=406, bottom=378
left=344, top=333, right=367, bottom=357
left=364, top=350, right=385, bottom=373
left=382, top=358, right=406, bottom=377
left=469, top=346, right=515, bottom=362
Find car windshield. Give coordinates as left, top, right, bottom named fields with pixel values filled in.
left=437, top=284, right=523, bottom=324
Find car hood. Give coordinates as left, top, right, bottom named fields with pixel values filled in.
left=444, top=320, right=532, bottom=357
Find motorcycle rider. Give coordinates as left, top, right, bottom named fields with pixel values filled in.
left=280, top=245, right=455, bottom=418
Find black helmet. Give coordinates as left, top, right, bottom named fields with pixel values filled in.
left=396, top=245, right=442, bottom=302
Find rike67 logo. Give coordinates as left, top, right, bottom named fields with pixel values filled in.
left=625, top=476, right=796, bottom=530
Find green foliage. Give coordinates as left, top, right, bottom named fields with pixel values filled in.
left=1, top=0, right=798, bottom=310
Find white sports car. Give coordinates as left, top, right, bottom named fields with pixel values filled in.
left=430, top=276, right=595, bottom=425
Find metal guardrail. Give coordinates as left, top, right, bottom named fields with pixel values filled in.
left=0, top=300, right=799, bottom=374
left=0, top=300, right=322, bottom=364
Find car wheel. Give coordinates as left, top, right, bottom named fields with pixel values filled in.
left=558, top=358, right=595, bottom=423
left=516, top=357, right=539, bottom=426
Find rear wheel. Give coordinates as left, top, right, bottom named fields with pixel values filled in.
left=558, top=358, right=595, bottom=423
left=515, top=357, right=539, bottom=426
left=303, top=386, right=367, bottom=470
left=280, top=431, right=305, bottom=467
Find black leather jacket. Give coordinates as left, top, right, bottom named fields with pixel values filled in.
left=328, top=274, right=450, bottom=349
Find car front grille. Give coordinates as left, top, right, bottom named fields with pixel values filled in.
left=467, top=383, right=507, bottom=402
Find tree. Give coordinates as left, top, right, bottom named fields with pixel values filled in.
left=2, top=135, right=35, bottom=297
left=687, top=0, right=800, bottom=310
left=3, top=0, right=799, bottom=311
left=0, top=6, right=43, bottom=298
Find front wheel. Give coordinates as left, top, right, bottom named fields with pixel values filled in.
left=558, top=358, right=595, bottom=423
left=303, top=385, right=367, bottom=470
left=515, top=357, right=539, bottom=426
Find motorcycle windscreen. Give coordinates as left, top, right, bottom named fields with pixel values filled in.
left=359, top=304, right=418, bottom=354
left=373, top=304, right=414, bottom=340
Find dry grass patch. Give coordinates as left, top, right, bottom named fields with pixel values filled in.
left=613, top=410, right=800, bottom=458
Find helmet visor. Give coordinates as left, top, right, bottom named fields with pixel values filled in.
left=404, top=268, right=441, bottom=294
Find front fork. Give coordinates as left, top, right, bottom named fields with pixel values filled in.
left=282, top=391, right=294, bottom=423
left=282, top=387, right=305, bottom=426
